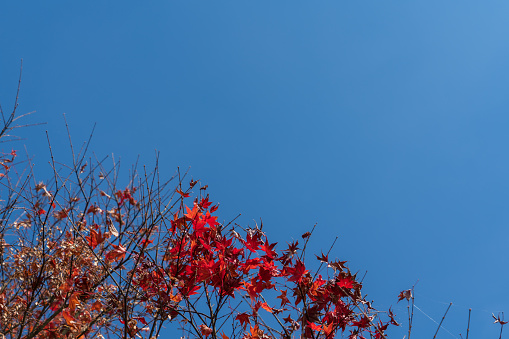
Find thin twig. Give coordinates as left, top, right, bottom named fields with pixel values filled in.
left=433, top=302, right=452, bottom=339
left=466, top=308, right=471, bottom=339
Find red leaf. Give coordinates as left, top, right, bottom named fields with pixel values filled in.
left=286, top=241, right=299, bottom=255
left=283, top=315, right=293, bottom=323
left=286, top=260, right=308, bottom=283
left=260, top=241, right=277, bottom=259
left=116, top=188, right=137, bottom=205
left=176, top=189, right=190, bottom=198
left=199, top=196, right=212, bottom=209
left=277, top=289, right=290, bottom=307
left=316, top=252, right=329, bottom=263
left=203, top=211, right=218, bottom=227
left=338, top=275, right=355, bottom=289
left=244, top=232, right=261, bottom=252
left=352, top=316, right=372, bottom=328
left=307, top=321, right=322, bottom=332
left=185, top=205, right=200, bottom=220
left=141, top=238, right=153, bottom=248
left=105, top=244, right=126, bottom=262
left=236, top=312, right=250, bottom=328
left=86, top=229, right=107, bottom=249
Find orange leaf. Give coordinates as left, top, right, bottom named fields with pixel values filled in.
left=307, top=321, right=322, bottom=332
left=62, top=309, right=76, bottom=326
left=260, top=302, right=273, bottom=313
left=323, top=322, right=334, bottom=336
left=249, top=325, right=261, bottom=339
left=68, top=293, right=81, bottom=312
left=185, top=205, right=200, bottom=220
left=200, top=324, right=213, bottom=337
left=91, top=300, right=102, bottom=311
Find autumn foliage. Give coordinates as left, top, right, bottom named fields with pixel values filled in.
left=0, top=82, right=395, bottom=339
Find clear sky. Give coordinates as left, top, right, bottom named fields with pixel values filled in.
left=1, top=1, right=509, bottom=338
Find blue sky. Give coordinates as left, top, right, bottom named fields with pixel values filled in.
left=2, top=1, right=509, bottom=337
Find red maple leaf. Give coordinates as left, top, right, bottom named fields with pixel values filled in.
left=316, top=252, right=329, bottom=263
left=236, top=312, right=250, bottom=328
left=283, top=315, right=293, bottom=323
left=241, top=258, right=261, bottom=273
left=277, top=289, right=290, bottom=307
left=176, top=189, right=190, bottom=198
left=105, top=244, right=126, bottom=262
left=86, top=229, right=107, bottom=249
left=185, top=205, right=200, bottom=220
left=203, top=211, right=218, bottom=227
left=199, top=196, right=212, bottom=209
left=338, top=275, right=355, bottom=289
left=286, top=260, right=308, bottom=283
left=244, top=232, right=261, bottom=252
left=352, top=316, right=372, bottom=328
left=260, top=240, right=277, bottom=259
left=286, top=241, right=299, bottom=255
left=307, top=321, right=322, bottom=332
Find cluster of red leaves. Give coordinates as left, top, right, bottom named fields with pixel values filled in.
left=128, top=190, right=394, bottom=339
